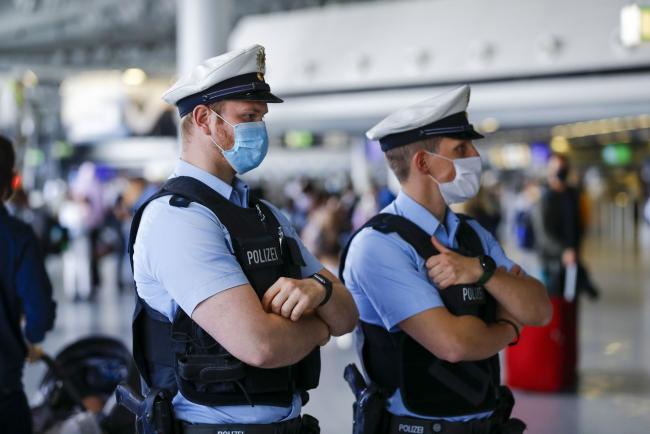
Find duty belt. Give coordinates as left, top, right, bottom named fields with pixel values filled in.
left=387, top=413, right=494, bottom=434
left=180, top=415, right=318, bottom=434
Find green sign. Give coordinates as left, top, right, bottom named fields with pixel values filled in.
left=602, top=143, right=632, bottom=166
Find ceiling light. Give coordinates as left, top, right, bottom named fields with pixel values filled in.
left=122, top=68, right=147, bottom=86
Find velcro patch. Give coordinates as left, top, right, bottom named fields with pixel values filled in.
left=169, top=195, right=191, bottom=208
left=236, top=235, right=283, bottom=270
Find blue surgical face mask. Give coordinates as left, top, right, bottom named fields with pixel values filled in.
left=209, top=111, right=269, bottom=174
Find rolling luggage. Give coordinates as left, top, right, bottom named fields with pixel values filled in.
left=505, top=296, right=577, bottom=392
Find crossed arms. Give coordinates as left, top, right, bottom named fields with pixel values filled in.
left=192, top=268, right=358, bottom=369
left=402, top=236, right=551, bottom=363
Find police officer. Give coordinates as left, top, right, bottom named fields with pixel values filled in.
left=129, top=45, right=358, bottom=434
left=0, top=135, right=57, bottom=434
left=340, top=86, right=551, bottom=434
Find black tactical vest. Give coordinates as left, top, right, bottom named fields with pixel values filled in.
left=339, top=213, right=500, bottom=417
left=128, top=176, right=320, bottom=407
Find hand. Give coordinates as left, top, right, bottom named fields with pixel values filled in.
left=26, top=343, right=44, bottom=363
left=262, top=277, right=326, bottom=321
left=425, top=236, right=483, bottom=289
left=562, top=248, right=577, bottom=267
left=509, top=264, right=524, bottom=277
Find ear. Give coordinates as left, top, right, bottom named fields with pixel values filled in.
left=412, top=149, right=431, bottom=176
left=192, top=105, right=213, bottom=135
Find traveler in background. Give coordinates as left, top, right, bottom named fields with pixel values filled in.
left=0, top=135, right=57, bottom=434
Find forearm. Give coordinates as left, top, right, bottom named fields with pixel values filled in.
left=401, top=307, right=517, bottom=363
left=315, top=270, right=359, bottom=336
left=485, top=269, right=551, bottom=326
left=449, top=315, right=517, bottom=361
left=258, top=313, right=329, bottom=368
left=193, top=285, right=329, bottom=370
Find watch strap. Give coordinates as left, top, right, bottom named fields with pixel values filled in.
left=476, top=255, right=496, bottom=286
left=311, top=273, right=333, bottom=306
left=496, top=318, right=520, bottom=346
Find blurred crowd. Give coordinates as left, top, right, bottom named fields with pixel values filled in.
left=8, top=162, right=158, bottom=301
left=7, top=153, right=647, bottom=304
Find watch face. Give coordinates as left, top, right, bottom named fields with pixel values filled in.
left=482, top=255, right=496, bottom=272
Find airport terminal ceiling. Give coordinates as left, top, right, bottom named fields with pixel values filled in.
left=0, top=0, right=377, bottom=75
left=1, top=0, right=649, bottom=178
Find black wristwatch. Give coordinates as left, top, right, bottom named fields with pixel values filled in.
left=476, top=254, right=496, bottom=286
left=311, top=273, right=333, bottom=306
left=496, top=318, right=520, bottom=346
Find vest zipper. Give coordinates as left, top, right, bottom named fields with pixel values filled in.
left=278, top=226, right=285, bottom=250
left=255, top=203, right=267, bottom=230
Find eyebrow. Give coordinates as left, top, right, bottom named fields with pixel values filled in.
left=244, top=107, right=268, bottom=115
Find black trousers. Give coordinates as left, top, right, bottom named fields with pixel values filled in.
left=0, top=388, right=32, bottom=434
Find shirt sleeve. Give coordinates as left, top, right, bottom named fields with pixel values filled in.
left=466, top=220, right=518, bottom=271
left=15, top=225, right=56, bottom=343
left=344, top=229, right=444, bottom=330
left=135, top=202, right=250, bottom=316
left=262, top=200, right=323, bottom=277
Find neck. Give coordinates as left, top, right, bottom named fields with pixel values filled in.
left=181, top=143, right=236, bottom=185
left=402, top=178, right=447, bottom=223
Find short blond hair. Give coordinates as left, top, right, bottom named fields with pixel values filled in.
left=180, top=101, right=226, bottom=148
left=385, top=137, right=441, bottom=182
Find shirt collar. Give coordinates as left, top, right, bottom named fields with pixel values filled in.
left=172, top=159, right=249, bottom=207
left=391, top=190, right=461, bottom=242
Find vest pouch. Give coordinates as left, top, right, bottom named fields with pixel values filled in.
left=293, top=347, right=321, bottom=391
left=240, top=365, right=294, bottom=396
left=400, top=337, right=496, bottom=416
left=175, top=353, right=294, bottom=406
left=427, top=359, right=491, bottom=407
left=177, top=354, right=246, bottom=384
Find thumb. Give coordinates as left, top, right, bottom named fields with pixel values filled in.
left=430, top=235, right=450, bottom=253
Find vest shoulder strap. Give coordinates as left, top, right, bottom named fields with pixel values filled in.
left=339, top=213, right=434, bottom=283
left=454, top=213, right=485, bottom=256
left=339, top=212, right=484, bottom=283
left=128, top=176, right=280, bottom=272
left=161, top=176, right=281, bottom=233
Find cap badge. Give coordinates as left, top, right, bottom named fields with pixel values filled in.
left=257, top=47, right=266, bottom=81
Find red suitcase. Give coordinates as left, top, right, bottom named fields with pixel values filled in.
left=505, top=297, right=577, bottom=392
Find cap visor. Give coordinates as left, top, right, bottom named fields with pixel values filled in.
left=228, top=90, right=283, bottom=103
left=445, top=129, right=485, bottom=140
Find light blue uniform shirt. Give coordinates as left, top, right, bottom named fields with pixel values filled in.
left=133, top=159, right=323, bottom=424
left=342, top=190, right=517, bottom=422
